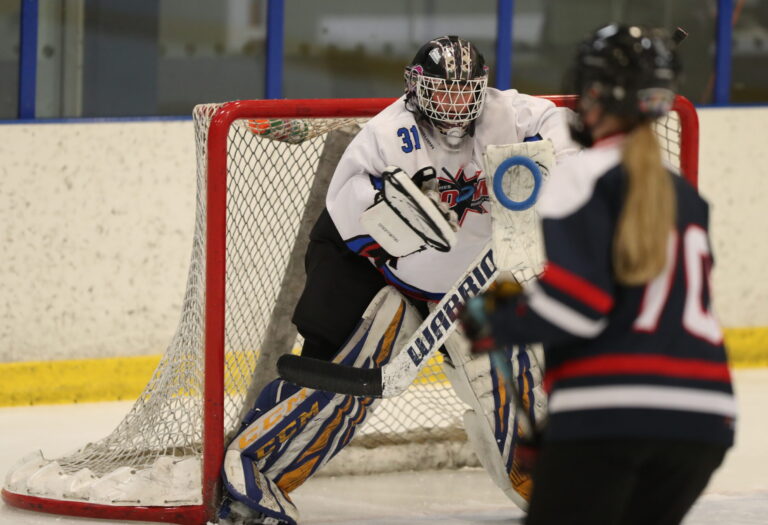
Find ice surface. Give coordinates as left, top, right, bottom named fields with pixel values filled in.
left=1, top=369, right=766, bottom=524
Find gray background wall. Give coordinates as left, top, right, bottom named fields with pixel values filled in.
left=1, top=108, right=766, bottom=362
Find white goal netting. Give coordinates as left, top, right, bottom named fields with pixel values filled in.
left=3, top=97, right=696, bottom=520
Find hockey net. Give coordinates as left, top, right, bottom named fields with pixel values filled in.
left=2, top=96, right=699, bottom=524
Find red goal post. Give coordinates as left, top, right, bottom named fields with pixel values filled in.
left=2, top=95, right=699, bottom=525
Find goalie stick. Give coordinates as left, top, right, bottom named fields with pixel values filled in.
left=278, top=241, right=498, bottom=397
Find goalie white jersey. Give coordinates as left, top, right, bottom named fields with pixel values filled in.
left=326, top=88, right=576, bottom=301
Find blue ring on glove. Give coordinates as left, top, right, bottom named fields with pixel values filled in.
left=492, top=156, right=542, bottom=211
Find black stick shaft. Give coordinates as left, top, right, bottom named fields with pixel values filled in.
left=277, top=354, right=383, bottom=397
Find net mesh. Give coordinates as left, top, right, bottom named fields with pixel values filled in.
left=8, top=99, right=691, bottom=501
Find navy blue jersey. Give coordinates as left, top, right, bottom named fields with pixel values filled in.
left=489, top=137, right=736, bottom=446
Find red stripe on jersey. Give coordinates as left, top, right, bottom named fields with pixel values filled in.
left=540, top=263, right=614, bottom=314
left=359, top=242, right=383, bottom=257
left=544, top=354, right=732, bottom=392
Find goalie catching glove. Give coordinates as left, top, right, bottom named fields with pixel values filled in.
left=360, top=166, right=458, bottom=258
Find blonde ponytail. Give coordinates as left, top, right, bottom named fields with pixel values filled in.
left=613, top=123, right=676, bottom=285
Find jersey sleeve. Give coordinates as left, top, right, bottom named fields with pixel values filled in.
left=477, top=89, right=579, bottom=163
left=489, top=159, right=617, bottom=345
left=324, top=123, right=385, bottom=259
left=519, top=94, right=576, bottom=160
left=325, top=102, right=430, bottom=265
left=539, top=106, right=580, bottom=162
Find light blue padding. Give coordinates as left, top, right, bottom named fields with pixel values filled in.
left=492, top=156, right=542, bottom=211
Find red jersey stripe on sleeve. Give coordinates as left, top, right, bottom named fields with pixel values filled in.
left=540, top=262, right=614, bottom=314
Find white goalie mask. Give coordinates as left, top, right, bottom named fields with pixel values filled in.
left=405, top=36, right=489, bottom=132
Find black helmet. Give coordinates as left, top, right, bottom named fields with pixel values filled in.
left=572, top=24, right=680, bottom=121
left=404, top=36, right=489, bottom=130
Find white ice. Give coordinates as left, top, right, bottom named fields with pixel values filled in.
left=1, top=369, right=766, bottom=524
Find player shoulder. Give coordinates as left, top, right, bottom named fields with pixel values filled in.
left=476, top=88, right=558, bottom=142
left=537, top=143, right=622, bottom=218
left=350, top=96, right=418, bottom=151
left=366, top=96, right=416, bottom=133
left=484, top=87, right=555, bottom=112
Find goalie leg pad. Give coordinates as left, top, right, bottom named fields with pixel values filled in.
left=442, top=334, right=546, bottom=511
left=222, top=286, right=422, bottom=523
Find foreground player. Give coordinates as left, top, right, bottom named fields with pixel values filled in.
left=461, top=24, right=736, bottom=525
left=218, top=36, right=576, bottom=524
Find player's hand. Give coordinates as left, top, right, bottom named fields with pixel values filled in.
left=412, top=166, right=437, bottom=189
left=413, top=166, right=459, bottom=232
left=459, top=295, right=494, bottom=351
left=426, top=192, right=459, bottom=232
left=459, top=279, right=524, bottom=353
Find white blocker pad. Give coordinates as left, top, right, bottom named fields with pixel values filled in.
left=483, top=141, right=555, bottom=274
left=222, top=286, right=422, bottom=524
left=441, top=331, right=547, bottom=511
left=360, top=167, right=457, bottom=257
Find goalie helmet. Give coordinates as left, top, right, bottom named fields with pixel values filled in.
left=572, top=24, right=680, bottom=122
left=404, top=36, right=489, bottom=132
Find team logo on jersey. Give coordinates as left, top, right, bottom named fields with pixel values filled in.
left=438, top=167, right=489, bottom=225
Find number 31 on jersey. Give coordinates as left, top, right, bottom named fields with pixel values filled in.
left=398, top=126, right=421, bottom=153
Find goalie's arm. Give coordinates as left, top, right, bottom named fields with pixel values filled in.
left=499, top=90, right=579, bottom=160
left=328, top=167, right=457, bottom=268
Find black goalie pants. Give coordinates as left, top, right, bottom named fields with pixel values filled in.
left=292, top=238, right=385, bottom=361
left=525, top=438, right=728, bottom=525
left=291, top=208, right=388, bottom=361
left=292, top=209, right=429, bottom=361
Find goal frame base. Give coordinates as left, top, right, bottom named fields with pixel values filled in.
left=2, top=489, right=209, bottom=524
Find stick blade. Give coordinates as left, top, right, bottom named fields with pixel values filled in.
left=277, top=354, right=384, bottom=397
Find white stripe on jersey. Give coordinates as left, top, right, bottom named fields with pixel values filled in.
left=527, top=280, right=607, bottom=337
left=549, top=384, right=738, bottom=417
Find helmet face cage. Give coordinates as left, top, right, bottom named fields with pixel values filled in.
left=405, top=36, right=489, bottom=129
left=574, top=24, right=679, bottom=121
left=411, top=73, right=488, bottom=128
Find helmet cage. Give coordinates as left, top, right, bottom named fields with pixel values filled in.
left=405, top=66, right=488, bottom=128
